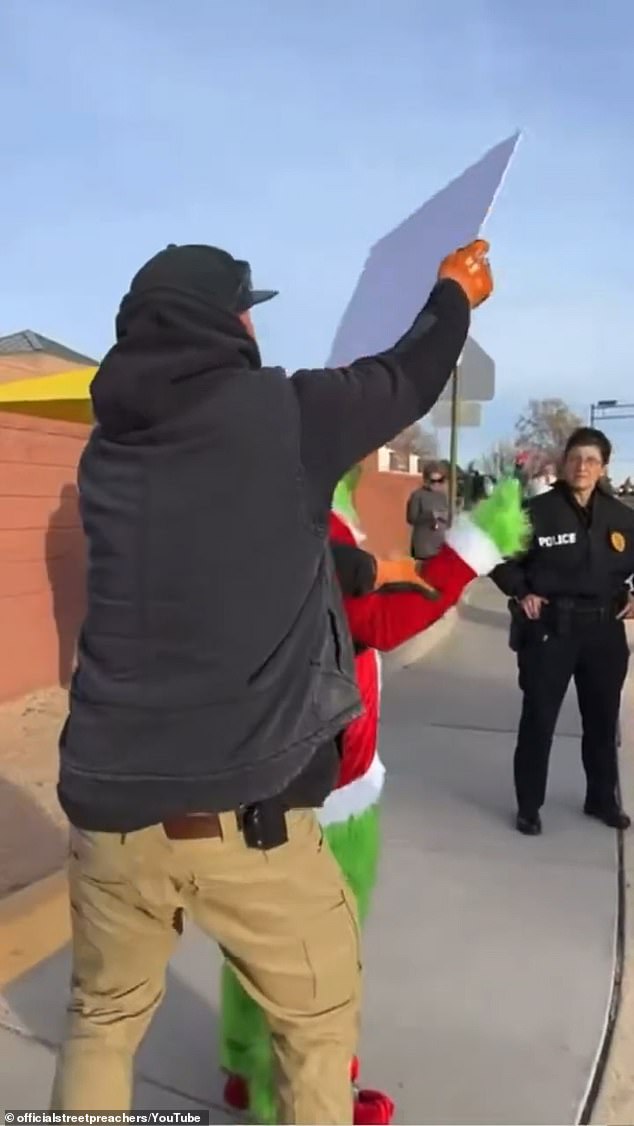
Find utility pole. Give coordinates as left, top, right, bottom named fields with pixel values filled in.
left=590, top=399, right=627, bottom=425
left=448, top=367, right=460, bottom=522
left=588, top=400, right=634, bottom=486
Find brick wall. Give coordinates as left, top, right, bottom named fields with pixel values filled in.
left=356, top=452, right=419, bottom=558
left=0, top=413, right=87, bottom=703
left=0, top=420, right=418, bottom=703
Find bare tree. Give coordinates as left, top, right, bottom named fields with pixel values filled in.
left=388, top=423, right=438, bottom=471
left=515, top=398, right=584, bottom=472
left=480, top=439, right=517, bottom=478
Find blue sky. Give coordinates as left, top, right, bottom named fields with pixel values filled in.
left=2, top=0, right=634, bottom=475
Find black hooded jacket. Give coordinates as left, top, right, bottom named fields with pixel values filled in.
left=59, top=276, right=469, bottom=831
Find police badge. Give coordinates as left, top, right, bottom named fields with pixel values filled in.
left=610, top=531, right=626, bottom=552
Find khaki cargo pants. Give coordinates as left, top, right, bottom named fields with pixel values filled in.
left=51, top=808, right=361, bottom=1125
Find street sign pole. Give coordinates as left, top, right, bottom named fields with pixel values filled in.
left=449, top=367, right=460, bottom=522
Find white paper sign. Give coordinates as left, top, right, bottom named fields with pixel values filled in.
left=327, top=132, right=520, bottom=366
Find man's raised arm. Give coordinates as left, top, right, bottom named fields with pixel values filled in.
left=292, top=240, right=493, bottom=500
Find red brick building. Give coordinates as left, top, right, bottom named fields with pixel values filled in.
left=0, top=328, right=420, bottom=702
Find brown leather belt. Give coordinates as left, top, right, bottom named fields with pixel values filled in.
left=162, top=812, right=223, bottom=840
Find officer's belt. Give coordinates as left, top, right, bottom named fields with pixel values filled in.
left=545, top=597, right=621, bottom=625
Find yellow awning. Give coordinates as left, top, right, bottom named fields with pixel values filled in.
left=0, top=366, right=97, bottom=424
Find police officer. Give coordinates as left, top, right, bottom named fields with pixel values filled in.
left=491, top=427, right=634, bottom=836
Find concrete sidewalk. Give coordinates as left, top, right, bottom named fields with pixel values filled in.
left=0, top=583, right=622, bottom=1124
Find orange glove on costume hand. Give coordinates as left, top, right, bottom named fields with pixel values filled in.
left=373, top=558, right=439, bottom=598
left=438, top=239, right=493, bottom=309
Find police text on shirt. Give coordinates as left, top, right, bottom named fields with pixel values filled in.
left=537, top=533, right=577, bottom=548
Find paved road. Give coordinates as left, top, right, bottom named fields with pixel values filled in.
left=0, top=582, right=621, bottom=1124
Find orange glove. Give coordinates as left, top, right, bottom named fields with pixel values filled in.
left=438, top=239, right=493, bottom=309
left=373, top=558, right=439, bottom=598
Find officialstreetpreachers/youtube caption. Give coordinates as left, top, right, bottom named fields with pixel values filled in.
left=3, top=1115, right=210, bottom=1125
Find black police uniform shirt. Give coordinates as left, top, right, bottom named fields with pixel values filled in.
left=491, top=480, right=634, bottom=605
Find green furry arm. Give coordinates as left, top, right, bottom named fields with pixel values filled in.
left=470, top=478, right=532, bottom=558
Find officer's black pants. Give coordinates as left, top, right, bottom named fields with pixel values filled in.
left=515, top=620, right=629, bottom=814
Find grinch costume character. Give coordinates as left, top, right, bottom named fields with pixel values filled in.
left=221, top=474, right=528, bottom=1125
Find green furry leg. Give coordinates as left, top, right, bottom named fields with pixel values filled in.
left=220, top=961, right=276, bottom=1124
left=218, top=802, right=381, bottom=1123
left=324, top=801, right=381, bottom=924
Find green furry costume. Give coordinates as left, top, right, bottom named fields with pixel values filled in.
left=219, top=475, right=529, bottom=1123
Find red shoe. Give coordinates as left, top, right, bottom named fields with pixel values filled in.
left=350, top=1055, right=360, bottom=1084
left=354, top=1088, right=395, bottom=1125
left=223, top=1073, right=249, bottom=1111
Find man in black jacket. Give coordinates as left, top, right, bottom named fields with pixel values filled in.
left=491, top=428, right=634, bottom=837
left=52, top=240, right=492, bottom=1122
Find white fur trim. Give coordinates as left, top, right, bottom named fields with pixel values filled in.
left=445, top=514, right=503, bottom=576
left=317, top=749, right=385, bottom=827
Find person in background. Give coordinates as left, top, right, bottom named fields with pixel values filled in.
left=406, top=461, right=449, bottom=562
left=512, top=453, right=529, bottom=494
left=491, top=427, right=634, bottom=837
left=526, top=461, right=557, bottom=497
left=51, top=239, right=493, bottom=1124
left=464, top=465, right=495, bottom=507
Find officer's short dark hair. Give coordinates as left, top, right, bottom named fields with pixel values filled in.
left=564, top=427, right=612, bottom=465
